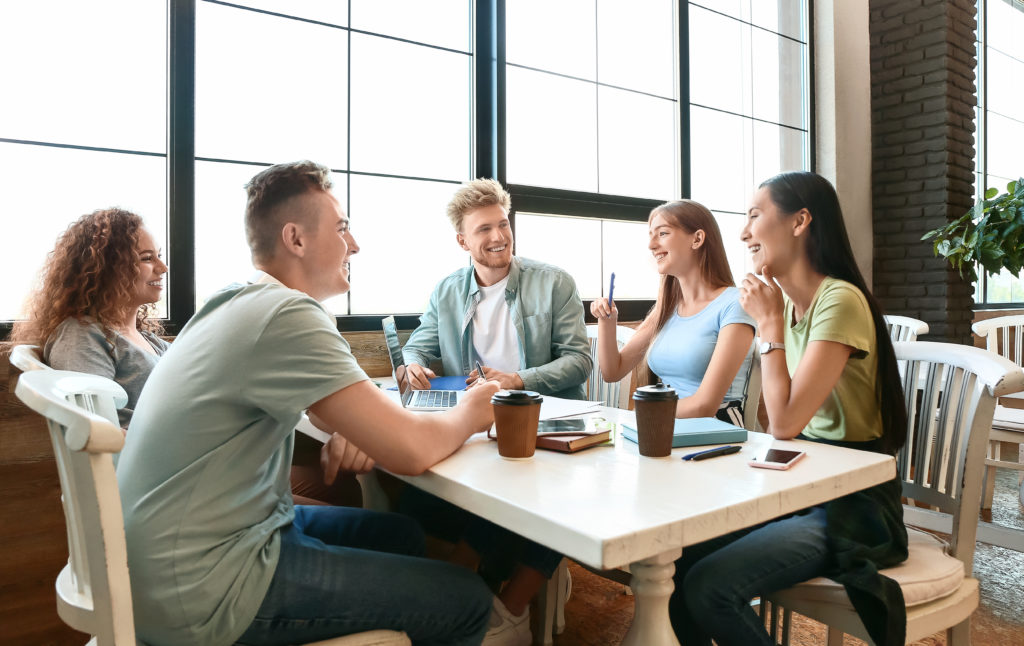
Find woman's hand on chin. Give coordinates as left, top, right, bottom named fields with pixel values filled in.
left=739, top=265, right=784, bottom=334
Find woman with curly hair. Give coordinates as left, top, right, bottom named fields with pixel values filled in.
left=11, top=208, right=169, bottom=428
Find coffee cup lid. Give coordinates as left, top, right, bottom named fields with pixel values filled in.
left=491, top=389, right=544, bottom=406
left=632, top=382, right=678, bottom=402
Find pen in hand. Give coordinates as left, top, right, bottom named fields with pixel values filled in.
left=474, top=360, right=486, bottom=385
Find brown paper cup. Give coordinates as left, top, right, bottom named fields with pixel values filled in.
left=492, top=392, right=543, bottom=460
left=634, top=398, right=676, bottom=457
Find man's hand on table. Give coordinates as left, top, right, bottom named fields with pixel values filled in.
left=406, top=363, right=436, bottom=390
left=467, top=365, right=524, bottom=390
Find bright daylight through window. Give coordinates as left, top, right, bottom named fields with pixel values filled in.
left=0, top=1, right=811, bottom=330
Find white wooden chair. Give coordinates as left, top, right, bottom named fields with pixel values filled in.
left=584, top=324, right=636, bottom=408
left=972, top=315, right=1024, bottom=510
left=884, top=315, right=929, bottom=342
left=765, top=341, right=1024, bottom=645
left=10, top=343, right=50, bottom=372
left=13, top=369, right=410, bottom=646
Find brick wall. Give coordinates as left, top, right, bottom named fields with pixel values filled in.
left=870, top=0, right=978, bottom=343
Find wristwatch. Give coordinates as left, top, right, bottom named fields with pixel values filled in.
left=759, top=341, right=785, bottom=355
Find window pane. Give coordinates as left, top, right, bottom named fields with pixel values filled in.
left=350, top=34, right=470, bottom=180
left=0, top=144, right=166, bottom=319
left=506, top=0, right=596, bottom=80
left=689, top=8, right=748, bottom=116
left=351, top=0, right=470, bottom=52
left=196, top=161, right=261, bottom=306
left=196, top=4, right=348, bottom=168
left=346, top=175, right=467, bottom=315
left=689, top=106, right=752, bottom=214
left=598, top=87, right=678, bottom=199
left=514, top=214, right=602, bottom=299
left=986, top=112, right=1024, bottom=181
left=506, top=68, right=598, bottom=192
left=601, top=220, right=659, bottom=300
left=750, top=0, right=806, bottom=42
left=989, top=0, right=1024, bottom=63
left=751, top=28, right=806, bottom=129
left=691, top=0, right=745, bottom=21
left=714, top=211, right=752, bottom=283
left=598, top=0, right=676, bottom=97
left=0, top=1, right=165, bottom=153
left=753, top=122, right=806, bottom=187
left=220, top=0, right=348, bottom=26
left=987, top=48, right=1024, bottom=124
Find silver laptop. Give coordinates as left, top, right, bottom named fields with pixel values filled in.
left=382, top=315, right=465, bottom=411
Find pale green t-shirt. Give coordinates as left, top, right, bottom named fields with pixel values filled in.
left=783, top=276, right=882, bottom=442
left=117, top=283, right=368, bottom=646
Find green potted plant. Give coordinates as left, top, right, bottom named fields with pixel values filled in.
left=923, top=178, right=1024, bottom=282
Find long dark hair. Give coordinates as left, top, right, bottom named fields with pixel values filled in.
left=760, top=171, right=907, bottom=455
left=648, top=200, right=735, bottom=335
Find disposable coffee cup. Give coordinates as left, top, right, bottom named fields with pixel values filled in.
left=632, top=382, right=678, bottom=457
left=491, top=390, right=544, bottom=460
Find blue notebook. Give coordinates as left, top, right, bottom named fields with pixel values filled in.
left=388, top=375, right=470, bottom=391
left=621, top=417, right=747, bottom=447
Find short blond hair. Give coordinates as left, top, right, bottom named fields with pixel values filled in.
left=446, top=178, right=511, bottom=231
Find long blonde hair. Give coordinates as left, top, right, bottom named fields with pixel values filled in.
left=646, top=199, right=734, bottom=336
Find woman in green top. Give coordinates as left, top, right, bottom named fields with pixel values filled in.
left=666, top=171, right=909, bottom=646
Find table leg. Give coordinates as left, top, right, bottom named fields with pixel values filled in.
left=621, top=547, right=682, bottom=646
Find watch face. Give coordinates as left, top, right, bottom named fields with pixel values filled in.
left=759, top=342, right=770, bottom=354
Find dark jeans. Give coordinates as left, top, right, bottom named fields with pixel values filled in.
left=669, top=505, right=830, bottom=646
left=235, top=505, right=491, bottom=646
left=399, top=485, right=564, bottom=583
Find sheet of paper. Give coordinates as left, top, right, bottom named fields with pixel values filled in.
left=538, top=395, right=603, bottom=420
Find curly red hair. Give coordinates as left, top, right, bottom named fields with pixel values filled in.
left=11, top=208, right=163, bottom=345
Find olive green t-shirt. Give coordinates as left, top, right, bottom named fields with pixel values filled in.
left=117, top=283, right=368, bottom=646
left=784, top=276, right=882, bottom=442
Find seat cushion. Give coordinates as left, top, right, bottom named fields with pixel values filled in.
left=786, top=528, right=964, bottom=607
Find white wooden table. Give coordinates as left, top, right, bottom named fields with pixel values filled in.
left=389, top=407, right=897, bottom=646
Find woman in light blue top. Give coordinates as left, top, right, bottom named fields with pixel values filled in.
left=591, top=199, right=755, bottom=422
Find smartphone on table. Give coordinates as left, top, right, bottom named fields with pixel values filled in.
left=748, top=448, right=806, bottom=470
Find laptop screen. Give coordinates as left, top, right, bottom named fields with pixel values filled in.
left=381, top=316, right=413, bottom=405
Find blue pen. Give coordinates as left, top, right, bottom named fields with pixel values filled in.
left=681, top=445, right=742, bottom=461
left=608, top=272, right=615, bottom=305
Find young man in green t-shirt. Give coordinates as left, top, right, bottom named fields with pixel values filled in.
left=117, top=161, right=501, bottom=646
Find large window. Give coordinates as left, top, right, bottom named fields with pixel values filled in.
left=975, top=0, right=1024, bottom=306
left=0, top=1, right=811, bottom=334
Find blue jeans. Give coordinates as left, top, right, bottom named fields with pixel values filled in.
left=399, top=486, right=564, bottom=582
left=669, top=506, right=830, bottom=646
left=235, top=505, right=491, bottom=646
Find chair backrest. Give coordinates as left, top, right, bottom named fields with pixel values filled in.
left=10, top=343, right=51, bottom=372
left=742, top=345, right=762, bottom=432
left=585, top=324, right=635, bottom=409
left=972, top=314, right=1024, bottom=367
left=884, top=314, right=929, bottom=342
left=14, top=370, right=132, bottom=645
left=893, top=341, right=1024, bottom=572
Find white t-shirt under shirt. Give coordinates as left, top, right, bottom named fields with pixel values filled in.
left=646, top=286, right=756, bottom=404
left=472, top=275, right=520, bottom=373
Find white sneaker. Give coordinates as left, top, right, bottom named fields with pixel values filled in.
left=481, top=596, right=532, bottom=646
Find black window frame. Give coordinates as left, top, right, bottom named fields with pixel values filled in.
left=1, top=0, right=814, bottom=338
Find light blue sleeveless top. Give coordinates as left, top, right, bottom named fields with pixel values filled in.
left=647, top=286, right=755, bottom=403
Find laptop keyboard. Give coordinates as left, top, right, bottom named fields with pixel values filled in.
left=411, top=390, right=457, bottom=408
